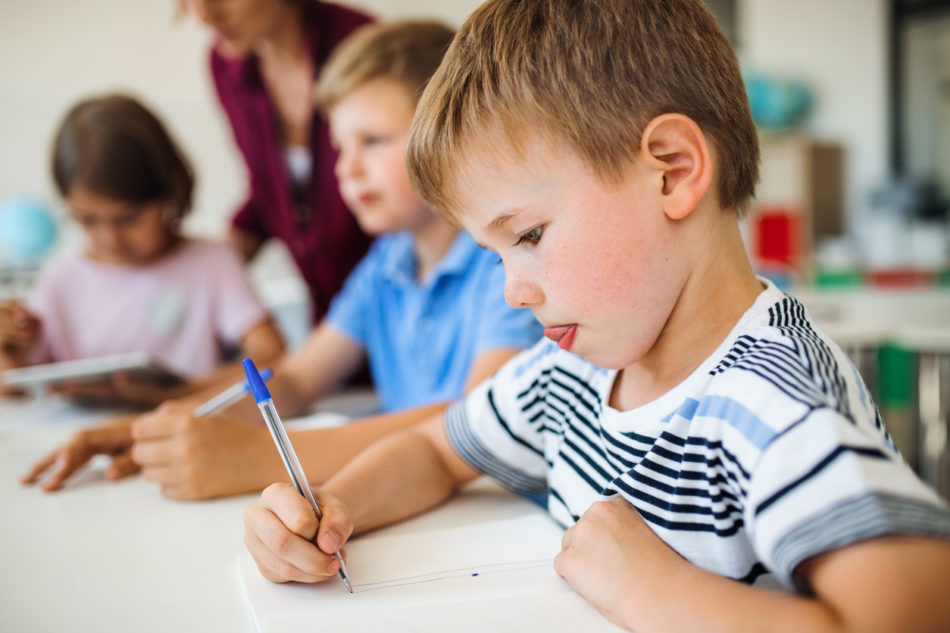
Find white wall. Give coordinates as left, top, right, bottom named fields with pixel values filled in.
left=740, top=0, right=889, bottom=228
left=0, top=0, right=888, bottom=266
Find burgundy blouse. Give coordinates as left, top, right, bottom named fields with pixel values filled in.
left=210, top=1, right=374, bottom=323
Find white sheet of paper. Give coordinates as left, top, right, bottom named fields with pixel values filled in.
left=237, top=503, right=625, bottom=633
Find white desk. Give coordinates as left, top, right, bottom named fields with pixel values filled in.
left=0, top=397, right=569, bottom=633
left=0, top=397, right=258, bottom=633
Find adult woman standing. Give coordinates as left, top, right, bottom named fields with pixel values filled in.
left=187, top=0, right=373, bottom=323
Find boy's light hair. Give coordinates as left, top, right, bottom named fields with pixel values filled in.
left=316, top=19, right=456, bottom=113
left=407, top=0, right=759, bottom=217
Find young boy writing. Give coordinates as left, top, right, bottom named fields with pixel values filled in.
left=243, top=1, right=950, bottom=630
left=22, top=20, right=541, bottom=500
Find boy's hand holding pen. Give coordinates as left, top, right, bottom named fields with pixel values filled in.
left=242, top=358, right=354, bottom=591
left=245, top=479, right=355, bottom=586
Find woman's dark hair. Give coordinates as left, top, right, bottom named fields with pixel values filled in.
left=51, top=93, right=195, bottom=224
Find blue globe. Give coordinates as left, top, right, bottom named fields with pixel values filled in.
left=0, top=196, right=59, bottom=265
left=745, top=74, right=813, bottom=130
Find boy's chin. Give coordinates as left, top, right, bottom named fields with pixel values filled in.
left=573, top=346, right=636, bottom=372
left=352, top=217, right=390, bottom=237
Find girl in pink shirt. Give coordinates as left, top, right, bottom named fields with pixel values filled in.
left=0, top=94, right=284, bottom=406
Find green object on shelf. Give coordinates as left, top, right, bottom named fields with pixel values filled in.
left=875, top=343, right=919, bottom=467
left=813, top=268, right=865, bottom=289
left=938, top=269, right=950, bottom=287
left=876, top=343, right=915, bottom=409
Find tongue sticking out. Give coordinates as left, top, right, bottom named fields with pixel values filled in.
left=544, top=324, right=577, bottom=351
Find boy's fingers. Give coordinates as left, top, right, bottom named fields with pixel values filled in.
left=131, top=404, right=189, bottom=440
left=39, top=449, right=88, bottom=492
left=244, top=526, right=328, bottom=584
left=141, top=464, right=180, bottom=486
left=314, top=493, right=353, bottom=556
left=20, top=450, right=59, bottom=484
left=561, top=523, right=576, bottom=550
left=260, top=483, right=319, bottom=540
left=130, top=437, right=176, bottom=467
left=106, top=451, right=140, bottom=480
left=251, top=505, right=337, bottom=581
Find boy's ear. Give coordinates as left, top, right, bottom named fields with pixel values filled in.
left=638, top=114, right=713, bottom=221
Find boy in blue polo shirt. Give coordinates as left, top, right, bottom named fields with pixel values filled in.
left=23, top=20, right=540, bottom=500
left=244, top=1, right=950, bottom=631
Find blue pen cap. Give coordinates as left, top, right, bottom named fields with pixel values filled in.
left=242, top=358, right=272, bottom=403
left=242, top=367, right=273, bottom=392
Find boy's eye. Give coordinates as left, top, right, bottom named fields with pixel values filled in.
left=514, top=225, right=544, bottom=246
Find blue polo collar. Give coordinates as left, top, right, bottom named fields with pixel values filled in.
left=381, top=231, right=479, bottom=287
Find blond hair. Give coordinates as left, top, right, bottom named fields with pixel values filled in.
left=407, top=0, right=759, bottom=217
left=316, top=19, right=455, bottom=113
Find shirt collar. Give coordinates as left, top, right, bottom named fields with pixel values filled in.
left=380, top=231, right=479, bottom=287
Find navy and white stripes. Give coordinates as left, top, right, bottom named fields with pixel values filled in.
left=446, top=280, right=950, bottom=590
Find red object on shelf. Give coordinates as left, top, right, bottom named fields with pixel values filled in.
left=865, top=268, right=936, bottom=288
left=753, top=206, right=801, bottom=269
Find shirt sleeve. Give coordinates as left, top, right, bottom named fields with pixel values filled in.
left=743, top=405, right=950, bottom=587
left=324, top=242, right=382, bottom=348
left=444, top=341, right=556, bottom=495
left=207, top=49, right=271, bottom=243
left=211, top=246, right=270, bottom=345
left=471, top=260, right=543, bottom=353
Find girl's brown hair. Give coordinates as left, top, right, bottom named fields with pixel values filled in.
left=51, top=94, right=195, bottom=225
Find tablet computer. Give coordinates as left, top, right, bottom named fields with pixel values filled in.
left=2, top=352, right=184, bottom=389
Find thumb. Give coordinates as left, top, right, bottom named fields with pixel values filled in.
left=314, top=490, right=353, bottom=556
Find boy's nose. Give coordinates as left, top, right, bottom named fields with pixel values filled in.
left=504, top=277, right=544, bottom=309
left=334, top=151, right=362, bottom=181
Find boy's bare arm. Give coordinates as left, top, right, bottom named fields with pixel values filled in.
left=322, top=414, right=481, bottom=534
left=178, top=321, right=366, bottom=425
left=128, top=332, right=512, bottom=501
left=130, top=400, right=448, bottom=500
left=555, top=498, right=950, bottom=633
left=238, top=315, right=286, bottom=366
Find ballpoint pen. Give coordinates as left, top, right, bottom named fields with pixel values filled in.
left=192, top=368, right=274, bottom=417
left=242, top=358, right=354, bottom=593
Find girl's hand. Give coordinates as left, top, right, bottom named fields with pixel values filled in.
left=51, top=373, right=188, bottom=408
left=244, top=482, right=353, bottom=584
left=20, top=421, right=138, bottom=491
left=0, top=300, right=40, bottom=367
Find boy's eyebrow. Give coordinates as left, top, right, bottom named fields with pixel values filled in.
left=487, top=209, right=521, bottom=230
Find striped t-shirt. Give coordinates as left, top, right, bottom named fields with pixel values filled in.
left=445, top=280, right=950, bottom=590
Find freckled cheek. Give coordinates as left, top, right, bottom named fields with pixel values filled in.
left=544, top=251, right=618, bottom=311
